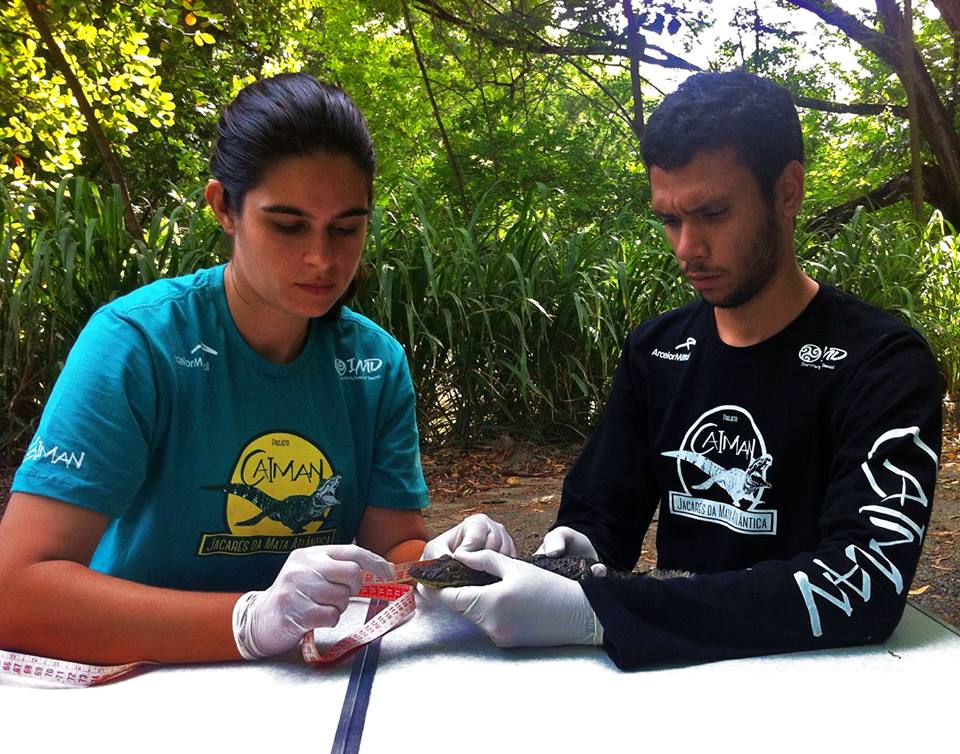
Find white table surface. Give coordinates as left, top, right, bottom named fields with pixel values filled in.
left=2, top=599, right=957, bottom=753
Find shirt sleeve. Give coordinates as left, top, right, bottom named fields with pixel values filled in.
left=365, top=342, right=429, bottom=510
left=579, top=330, right=942, bottom=669
left=555, top=342, right=661, bottom=571
left=11, top=308, right=157, bottom=517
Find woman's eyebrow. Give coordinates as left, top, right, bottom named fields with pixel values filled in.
left=261, top=204, right=308, bottom=216
left=260, top=204, right=370, bottom=219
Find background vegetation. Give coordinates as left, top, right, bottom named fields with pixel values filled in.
left=2, top=0, right=959, bottom=462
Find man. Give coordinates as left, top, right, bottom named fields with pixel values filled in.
left=419, top=71, right=942, bottom=668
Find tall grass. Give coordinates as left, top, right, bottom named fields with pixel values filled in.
left=799, top=207, right=960, bottom=402
left=2, top=177, right=958, bottom=462
left=0, top=178, right=223, bottom=460
left=360, top=184, right=691, bottom=442
left=363, top=191, right=960, bottom=442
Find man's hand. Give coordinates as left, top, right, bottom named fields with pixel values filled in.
left=416, top=549, right=603, bottom=648
left=232, top=545, right=395, bottom=660
left=422, top=513, right=517, bottom=560
left=536, top=526, right=606, bottom=576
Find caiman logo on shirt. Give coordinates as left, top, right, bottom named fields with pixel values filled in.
left=662, top=405, right=778, bottom=535
left=198, top=432, right=340, bottom=556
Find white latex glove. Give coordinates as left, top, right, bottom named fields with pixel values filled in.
left=416, top=549, right=603, bottom=648
left=422, top=513, right=517, bottom=560
left=536, top=526, right=607, bottom=576
left=232, top=544, right=395, bottom=660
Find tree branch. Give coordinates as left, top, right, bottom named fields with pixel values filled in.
left=793, top=94, right=908, bottom=118
left=413, top=0, right=700, bottom=70
left=874, top=0, right=960, bottom=222
left=805, top=163, right=958, bottom=231
left=786, top=0, right=896, bottom=63
left=790, top=0, right=960, bottom=225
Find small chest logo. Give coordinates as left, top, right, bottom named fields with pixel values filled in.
left=652, top=337, right=697, bottom=362
left=335, top=356, right=384, bottom=380
left=799, top=344, right=847, bottom=370
left=175, top=342, right=218, bottom=371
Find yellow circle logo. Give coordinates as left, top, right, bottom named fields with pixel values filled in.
left=224, top=432, right=338, bottom=535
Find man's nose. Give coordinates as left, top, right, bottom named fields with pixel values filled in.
left=673, top=223, right=707, bottom=262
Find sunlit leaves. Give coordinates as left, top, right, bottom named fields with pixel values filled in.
left=0, top=3, right=175, bottom=188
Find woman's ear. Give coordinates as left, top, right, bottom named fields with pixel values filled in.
left=205, top=180, right=236, bottom=234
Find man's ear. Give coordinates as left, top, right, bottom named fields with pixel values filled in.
left=204, top=180, right=236, bottom=234
left=775, top=160, right=804, bottom=220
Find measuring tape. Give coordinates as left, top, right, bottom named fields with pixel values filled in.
left=301, top=562, right=418, bottom=665
left=0, top=652, right=147, bottom=688
left=0, top=563, right=421, bottom=689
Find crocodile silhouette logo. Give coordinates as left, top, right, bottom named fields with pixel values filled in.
left=664, top=405, right=778, bottom=535
left=661, top=451, right=772, bottom=510
left=204, top=475, right=342, bottom=534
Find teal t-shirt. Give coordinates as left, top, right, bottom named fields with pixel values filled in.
left=12, top=265, right=428, bottom=591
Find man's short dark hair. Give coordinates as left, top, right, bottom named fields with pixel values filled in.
left=641, top=71, right=804, bottom=199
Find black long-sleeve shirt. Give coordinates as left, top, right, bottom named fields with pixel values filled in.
left=559, top=283, right=942, bottom=668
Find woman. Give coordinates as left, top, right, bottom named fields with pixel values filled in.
left=0, top=73, right=433, bottom=663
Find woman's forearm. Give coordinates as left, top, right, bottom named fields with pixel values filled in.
left=0, top=560, right=242, bottom=664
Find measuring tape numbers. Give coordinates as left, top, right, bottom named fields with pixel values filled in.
left=0, top=651, right=148, bottom=688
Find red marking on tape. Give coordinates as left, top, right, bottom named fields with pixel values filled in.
left=301, top=561, right=422, bottom=665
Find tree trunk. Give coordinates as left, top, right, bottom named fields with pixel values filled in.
left=23, top=0, right=142, bottom=241
left=931, top=0, right=960, bottom=35
left=789, top=0, right=960, bottom=227
left=401, top=0, right=470, bottom=220
left=875, top=0, right=960, bottom=225
left=902, top=0, right=925, bottom=220
left=621, top=0, right=645, bottom=140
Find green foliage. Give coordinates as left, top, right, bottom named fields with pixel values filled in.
left=1, top=1, right=175, bottom=189
left=1, top=0, right=332, bottom=203
left=0, top=177, right=223, bottom=459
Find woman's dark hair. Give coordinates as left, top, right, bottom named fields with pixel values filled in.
left=210, top=72, right=376, bottom=317
left=211, top=72, right=376, bottom=211
left=641, top=71, right=803, bottom=201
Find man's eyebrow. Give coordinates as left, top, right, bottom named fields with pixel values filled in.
left=651, top=201, right=725, bottom=218
left=261, top=204, right=371, bottom=219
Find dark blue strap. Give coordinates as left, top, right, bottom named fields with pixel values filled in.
left=330, top=599, right=386, bottom=754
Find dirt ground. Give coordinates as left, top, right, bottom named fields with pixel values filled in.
left=1, top=424, right=957, bottom=627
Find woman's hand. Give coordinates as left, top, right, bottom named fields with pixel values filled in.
left=232, top=544, right=395, bottom=659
